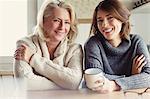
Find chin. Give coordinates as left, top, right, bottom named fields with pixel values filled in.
left=106, top=36, right=115, bottom=41
left=55, top=37, right=64, bottom=41
left=104, top=35, right=112, bottom=39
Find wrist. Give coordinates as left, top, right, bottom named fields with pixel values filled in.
left=110, top=81, right=121, bottom=91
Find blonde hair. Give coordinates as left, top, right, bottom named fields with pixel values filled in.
left=34, top=0, right=78, bottom=43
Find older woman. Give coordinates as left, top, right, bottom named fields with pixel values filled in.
left=85, top=0, right=150, bottom=93
left=14, top=0, right=83, bottom=90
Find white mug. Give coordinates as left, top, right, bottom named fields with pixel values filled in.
left=84, top=68, right=104, bottom=89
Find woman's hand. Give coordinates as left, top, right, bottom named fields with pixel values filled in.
left=132, top=54, right=147, bottom=75
left=91, top=77, right=120, bottom=93
left=14, top=44, right=35, bottom=63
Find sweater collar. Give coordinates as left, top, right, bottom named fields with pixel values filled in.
left=38, top=36, right=68, bottom=60
left=96, top=33, right=131, bottom=55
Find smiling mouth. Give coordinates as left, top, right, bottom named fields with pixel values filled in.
left=103, top=28, right=113, bottom=33
left=55, top=31, right=65, bottom=34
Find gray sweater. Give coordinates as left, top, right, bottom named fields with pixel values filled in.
left=85, top=33, right=150, bottom=90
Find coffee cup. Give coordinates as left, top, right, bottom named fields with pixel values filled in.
left=84, top=68, right=104, bottom=89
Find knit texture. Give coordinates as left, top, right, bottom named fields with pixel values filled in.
left=14, top=34, right=83, bottom=90
left=85, top=33, right=150, bottom=90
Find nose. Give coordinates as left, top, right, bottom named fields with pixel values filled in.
left=101, top=18, right=109, bottom=27
left=59, top=21, right=65, bottom=30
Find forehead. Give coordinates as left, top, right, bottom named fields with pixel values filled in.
left=97, top=10, right=111, bottom=18
left=48, top=7, right=70, bottom=19
left=53, top=7, right=68, bottom=14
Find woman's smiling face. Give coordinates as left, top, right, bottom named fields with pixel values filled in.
left=43, top=7, right=71, bottom=42
left=97, top=9, right=122, bottom=43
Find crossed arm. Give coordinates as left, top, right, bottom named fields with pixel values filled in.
left=14, top=39, right=83, bottom=90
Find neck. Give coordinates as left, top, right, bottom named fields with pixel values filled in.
left=46, top=41, right=60, bottom=55
left=108, top=39, right=122, bottom=47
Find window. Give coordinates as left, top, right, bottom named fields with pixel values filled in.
left=0, top=0, right=27, bottom=56
left=0, top=0, right=27, bottom=74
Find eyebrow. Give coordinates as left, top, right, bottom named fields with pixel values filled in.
left=54, top=17, right=70, bottom=22
left=97, top=14, right=111, bottom=20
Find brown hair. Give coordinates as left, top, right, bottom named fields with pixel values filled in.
left=90, top=0, right=131, bottom=39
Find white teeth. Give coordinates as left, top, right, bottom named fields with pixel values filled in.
left=104, top=29, right=112, bottom=32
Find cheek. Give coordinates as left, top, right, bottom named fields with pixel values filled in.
left=44, top=22, right=52, bottom=28
left=43, top=22, right=55, bottom=33
left=43, top=23, right=53, bottom=37
left=43, top=22, right=50, bottom=30
left=114, top=20, right=122, bottom=31
left=66, top=25, right=71, bottom=33
left=97, top=24, right=103, bottom=33
left=115, top=22, right=122, bottom=33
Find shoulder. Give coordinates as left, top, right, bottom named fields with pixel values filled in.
left=129, top=34, right=147, bottom=48
left=65, top=43, right=83, bottom=55
left=85, top=35, right=100, bottom=48
left=130, top=34, right=148, bottom=50
left=19, top=34, right=38, bottom=41
left=16, top=34, right=39, bottom=47
left=68, top=43, right=83, bottom=52
left=86, top=35, right=98, bottom=43
left=130, top=34, right=144, bottom=43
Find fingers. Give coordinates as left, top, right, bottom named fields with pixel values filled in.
left=95, top=80, right=104, bottom=84
left=133, top=56, right=138, bottom=64
left=91, top=78, right=111, bottom=94
left=137, top=61, right=147, bottom=72
left=135, top=54, right=146, bottom=69
left=132, top=54, right=147, bottom=74
left=92, top=87, right=108, bottom=94
left=14, top=45, right=26, bottom=60
left=91, top=85, right=104, bottom=93
left=91, top=78, right=105, bottom=92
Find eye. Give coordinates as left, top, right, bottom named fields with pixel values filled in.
left=107, top=16, right=114, bottom=21
left=97, top=19, right=103, bottom=24
left=53, top=19, right=60, bottom=22
left=65, top=21, right=71, bottom=25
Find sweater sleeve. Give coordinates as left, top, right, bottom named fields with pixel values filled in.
left=14, top=60, right=61, bottom=90
left=115, top=36, right=150, bottom=90
left=14, top=38, right=61, bottom=90
left=29, top=45, right=83, bottom=90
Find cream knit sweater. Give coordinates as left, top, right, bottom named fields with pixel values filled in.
left=14, top=34, right=83, bottom=90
